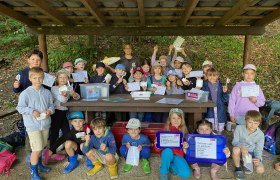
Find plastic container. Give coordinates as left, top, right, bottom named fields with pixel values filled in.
left=80, top=83, right=109, bottom=100
left=131, top=91, right=151, bottom=100
left=185, top=90, right=209, bottom=102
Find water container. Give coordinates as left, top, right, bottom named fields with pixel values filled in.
left=80, top=83, right=109, bottom=100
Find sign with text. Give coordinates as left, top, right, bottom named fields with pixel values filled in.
left=156, top=131, right=183, bottom=148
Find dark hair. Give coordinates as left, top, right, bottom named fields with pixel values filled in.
left=142, top=59, right=151, bottom=67
left=195, top=120, right=213, bottom=131
left=28, top=49, right=43, bottom=59
left=180, top=62, right=192, bottom=69
left=90, top=117, right=106, bottom=129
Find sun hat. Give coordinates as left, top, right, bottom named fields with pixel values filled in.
left=63, top=62, right=73, bottom=68
left=56, top=69, right=70, bottom=77
left=171, top=56, right=185, bottom=68
left=243, top=64, right=256, bottom=71
left=202, top=60, right=213, bottom=67
left=126, top=118, right=141, bottom=129
left=74, top=58, right=87, bottom=65
left=169, top=108, right=184, bottom=117
left=152, top=60, right=162, bottom=67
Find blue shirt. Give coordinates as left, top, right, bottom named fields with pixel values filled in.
left=121, top=133, right=151, bottom=147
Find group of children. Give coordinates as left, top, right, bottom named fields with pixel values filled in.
left=13, top=46, right=267, bottom=180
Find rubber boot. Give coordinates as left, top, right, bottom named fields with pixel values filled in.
left=30, top=164, right=41, bottom=180
left=87, top=160, right=103, bottom=176
left=86, top=157, right=94, bottom=169
left=63, top=154, right=79, bottom=174
left=210, top=163, right=221, bottom=180
left=191, top=163, right=201, bottom=179
left=38, top=157, right=50, bottom=172
left=107, top=162, right=118, bottom=179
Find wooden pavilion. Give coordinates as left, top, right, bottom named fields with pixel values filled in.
left=0, top=0, right=280, bottom=71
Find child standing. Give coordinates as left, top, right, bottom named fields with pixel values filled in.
left=158, top=108, right=191, bottom=180
left=232, top=110, right=265, bottom=179
left=151, top=45, right=172, bottom=75
left=73, top=58, right=89, bottom=95
left=90, top=62, right=109, bottom=83
left=83, top=118, right=118, bottom=179
left=202, top=60, right=213, bottom=80
left=16, top=67, right=54, bottom=180
left=187, top=120, right=230, bottom=180
left=201, top=68, right=229, bottom=134
left=62, top=61, right=74, bottom=83
left=120, top=118, right=151, bottom=174
left=181, top=62, right=197, bottom=90
left=141, top=60, right=151, bottom=82
left=165, top=69, right=185, bottom=95
left=228, top=64, right=265, bottom=125
left=109, top=64, right=129, bottom=94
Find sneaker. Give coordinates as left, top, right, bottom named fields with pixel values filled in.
left=123, top=164, right=133, bottom=172
left=141, top=159, right=151, bottom=174
left=235, top=170, right=246, bottom=180
left=243, top=166, right=253, bottom=175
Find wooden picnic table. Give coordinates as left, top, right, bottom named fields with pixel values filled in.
left=62, top=94, right=215, bottom=131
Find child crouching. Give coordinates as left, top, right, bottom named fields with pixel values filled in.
left=83, top=118, right=119, bottom=179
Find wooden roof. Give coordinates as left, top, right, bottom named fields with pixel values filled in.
left=0, top=0, right=280, bottom=36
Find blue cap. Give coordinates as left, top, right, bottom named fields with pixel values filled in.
left=167, top=69, right=177, bottom=76
left=69, top=111, right=84, bottom=120
left=115, top=64, right=125, bottom=70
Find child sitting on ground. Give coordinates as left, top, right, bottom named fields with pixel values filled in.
left=228, top=64, right=265, bottom=125
left=83, top=118, right=118, bottom=179
left=63, top=111, right=92, bottom=174
left=187, top=120, right=230, bottom=180
left=120, top=118, right=151, bottom=174
left=16, top=67, right=54, bottom=180
left=232, top=110, right=265, bottom=179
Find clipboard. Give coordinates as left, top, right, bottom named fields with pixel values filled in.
left=156, top=131, right=183, bottom=148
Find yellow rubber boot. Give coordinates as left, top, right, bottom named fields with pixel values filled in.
left=87, top=160, right=103, bottom=176
left=107, top=162, right=118, bottom=179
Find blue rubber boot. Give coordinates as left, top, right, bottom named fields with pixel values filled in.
left=30, top=164, right=41, bottom=180
left=63, top=154, right=79, bottom=174
left=38, top=157, right=50, bottom=172
left=86, top=158, right=94, bottom=169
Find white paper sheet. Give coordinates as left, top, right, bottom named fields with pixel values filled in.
left=241, top=85, right=259, bottom=97
left=126, top=146, right=140, bottom=166
left=15, top=74, right=20, bottom=81
left=156, top=98, right=184, bottom=105
left=154, top=86, right=166, bottom=95
left=75, top=132, right=85, bottom=138
left=189, top=71, right=204, bottom=78
left=242, top=154, right=253, bottom=172
left=36, top=113, right=46, bottom=121
left=173, top=36, right=185, bottom=50
left=43, top=73, right=56, bottom=87
left=159, top=133, right=181, bottom=147
left=195, top=137, right=217, bottom=159
left=127, top=82, right=140, bottom=91
left=59, top=85, right=69, bottom=93
left=72, top=72, right=85, bottom=82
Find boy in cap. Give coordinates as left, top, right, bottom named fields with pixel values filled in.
left=228, top=64, right=265, bottom=125
left=109, top=64, right=129, bottom=94
left=120, top=118, right=151, bottom=174
left=90, top=62, right=109, bottom=84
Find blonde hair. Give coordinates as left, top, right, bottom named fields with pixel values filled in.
left=151, top=66, right=163, bottom=76
left=165, top=109, right=188, bottom=135
left=29, top=67, right=44, bottom=78
left=90, top=118, right=106, bottom=129
left=245, top=110, right=262, bottom=123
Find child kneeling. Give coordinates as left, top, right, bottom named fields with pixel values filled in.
left=82, top=118, right=119, bottom=179
left=120, top=118, right=151, bottom=174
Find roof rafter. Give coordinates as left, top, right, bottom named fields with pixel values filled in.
left=28, top=0, right=74, bottom=25
left=0, top=3, right=40, bottom=26
left=254, top=7, right=280, bottom=26
left=180, top=0, right=199, bottom=26
left=80, top=0, right=106, bottom=26
left=136, top=0, right=145, bottom=26
left=215, top=0, right=257, bottom=26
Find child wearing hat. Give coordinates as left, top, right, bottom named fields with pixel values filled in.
left=90, top=62, right=110, bottom=84
left=202, top=60, right=213, bottom=80
left=147, top=60, right=167, bottom=92
left=166, top=69, right=185, bottom=95
left=109, top=63, right=129, bottom=94
left=151, top=45, right=173, bottom=76
left=228, top=64, right=265, bottom=125
left=73, top=58, right=90, bottom=95
left=120, top=118, right=151, bottom=174
left=63, top=61, right=74, bottom=83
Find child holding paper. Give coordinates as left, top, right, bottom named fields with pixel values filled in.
left=181, top=62, right=197, bottom=90
left=186, top=120, right=230, bottom=180
left=120, top=118, right=151, bottom=174
left=72, top=58, right=90, bottom=94
left=165, top=69, right=185, bottom=95
left=232, top=110, right=265, bottom=179
left=63, top=111, right=92, bottom=174
left=44, top=69, right=80, bottom=165
left=90, top=62, right=110, bottom=84
left=158, top=108, right=191, bottom=180
left=228, top=64, right=265, bottom=125
left=146, top=60, right=167, bottom=93
left=109, top=64, right=129, bottom=94
left=151, top=45, right=173, bottom=75
left=201, top=60, right=213, bottom=80
left=201, top=68, right=229, bottom=134
left=83, top=118, right=118, bottom=179
left=141, top=60, right=151, bottom=82
left=62, top=61, right=74, bottom=83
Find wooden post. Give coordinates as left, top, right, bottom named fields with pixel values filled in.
left=243, top=35, right=252, bottom=67
left=38, top=34, right=49, bottom=72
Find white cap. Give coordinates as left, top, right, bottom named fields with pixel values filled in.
left=126, top=118, right=141, bottom=129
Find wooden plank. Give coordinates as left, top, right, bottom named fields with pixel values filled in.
left=137, top=0, right=145, bottom=26
left=194, top=6, right=231, bottom=11
left=0, top=109, right=17, bottom=119
left=215, top=0, right=257, bottom=26
left=31, top=26, right=265, bottom=36
left=0, top=3, right=40, bottom=26
left=254, top=7, right=280, bottom=26
left=38, top=34, right=48, bottom=72
left=28, top=0, right=74, bottom=25
left=180, top=0, right=199, bottom=26
left=243, top=35, right=252, bottom=66
left=246, top=6, right=278, bottom=11
left=80, top=0, right=106, bottom=26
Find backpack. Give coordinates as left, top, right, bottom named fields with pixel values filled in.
left=264, top=121, right=280, bottom=155
left=263, top=100, right=280, bottom=123
left=0, top=132, right=25, bottom=148
left=0, top=140, right=13, bottom=152
left=0, top=150, right=16, bottom=176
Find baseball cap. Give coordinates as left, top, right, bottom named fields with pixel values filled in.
left=202, top=60, right=213, bottom=67
left=126, top=118, right=141, bottom=129
left=96, top=62, right=105, bottom=68
left=69, top=111, right=84, bottom=120
left=115, top=63, right=125, bottom=70
left=56, top=69, right=70, bottom=77
left=175, top=56, right=185, bottom=63
left=63, top=62, right=73, bottom=68
left=167, top=69, right=177, bottom=76
left=74, top=58, right=87, bottom=65
left=133, top=67, right=144, bottom=74
left=243, top=64, right=256, bottom=71
left=152, top=60, right=162, bottom=67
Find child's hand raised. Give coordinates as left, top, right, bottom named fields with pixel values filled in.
left=154, top=45, right=158, bottom=52
left=100, top=143, right=107, bottom=151
left=13, top=81, right=20, bottom=88
left=248, top=96, right=257, bottom=103
left=182, top=142, right=189, bottom=149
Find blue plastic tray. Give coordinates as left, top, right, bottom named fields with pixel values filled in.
left=156, top=131, right=183, bottom=148
left=186, top=134, right=226, bottom=164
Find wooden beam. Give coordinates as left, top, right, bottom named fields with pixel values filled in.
left=28, top=0, right=74, bottom=25
left=246, top=6, right=278, bottom=11
left=137, top=0, right=145, bottom=26
left=194, top=7, right=231, bottom=11
left=243, top=35, right=252, bottom=66
left=31, top=26, right=265, bottom=36
left=38, top=34, right=48, bottom=72
left=80, top=0, right=106, bottom=26
left=215, top=0, right=256, bottom=26
left=180, top=0, right=199, bottom=26
left=254, top=7, right=280, bottom=26
left=0, top=3, right=40, bottom=26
